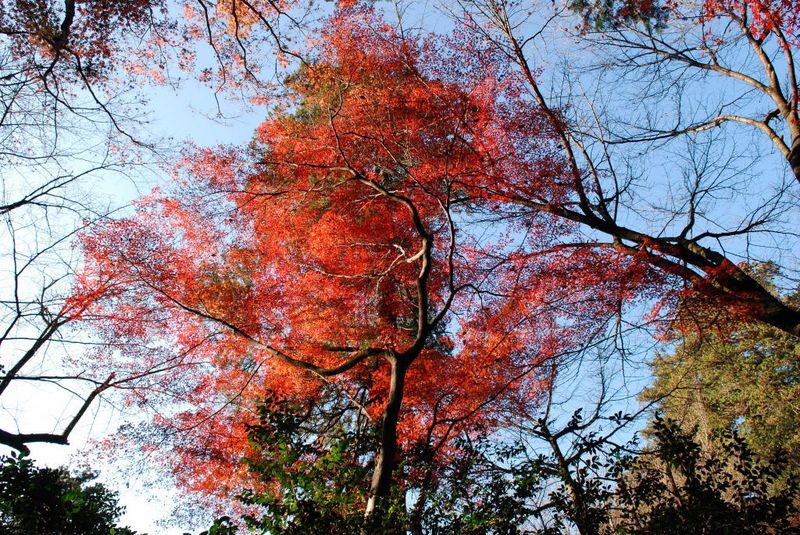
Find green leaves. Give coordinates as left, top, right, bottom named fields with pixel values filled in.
left=568, top=0, right=671, bottom=30
left=238, top=394, right=388, bottom=534
left=0, top=454, right=136, bottom=535
left=613, top=416, right=800, bottom=534
left=199, top=516, right=239, bottom=535
left=642, top=321, right=800, bottom=480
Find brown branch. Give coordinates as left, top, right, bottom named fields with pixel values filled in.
left=0, top=373, right=114, bottom=454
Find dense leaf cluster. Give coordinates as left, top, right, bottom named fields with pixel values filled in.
left=0, top=454, right=135, bottom=535
left=611, top=417, right=800, bottom=534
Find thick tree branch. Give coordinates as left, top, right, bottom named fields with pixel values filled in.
left=0, top=373, right=114, bottom=454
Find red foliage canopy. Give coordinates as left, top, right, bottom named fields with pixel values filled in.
left=74, top=8, right=669, bottom=506
left=69, top=0, right=800, bottom=514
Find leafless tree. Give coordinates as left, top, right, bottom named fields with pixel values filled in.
left=0, top=0, right=168, bottom=453
left=452, top=0, right=800, bottom=338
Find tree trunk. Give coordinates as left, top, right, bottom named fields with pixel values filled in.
left=545, top=432, right=597, bottom=535
left=364, top=356, right=408, bottom=523
left=790, top=135, right=800, bottom=186
left=719, top=265, right=800, bottom=337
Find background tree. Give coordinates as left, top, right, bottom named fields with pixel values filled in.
left=0, top=453, right=137, bottom=535
left=643, top=322, right=800, bottom=462
left=609, top=416, right=800, bottom=534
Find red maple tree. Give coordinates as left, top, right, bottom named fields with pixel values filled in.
left=66, top=0, right=800, bottom=522
left=75, top=8, right=654, bottom=514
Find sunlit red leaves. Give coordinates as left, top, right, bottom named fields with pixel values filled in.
left=0, top=0, right=170, bottom=84
left=701, top=0, right=800, bottom=42
left=74, top=6, right=677, bottom=502
left=575, top=0, right=799, bottom=48
left=457, top=246, right=667, bottom=369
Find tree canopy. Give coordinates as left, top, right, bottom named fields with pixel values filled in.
left=1, top=0, right=799, bottom=531
left=0, top=453, right=136, bottom=535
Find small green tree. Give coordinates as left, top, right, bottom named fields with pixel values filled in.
left=0, top=453, right=136, bottom=535
left=238, top=393, right=407, bottom=534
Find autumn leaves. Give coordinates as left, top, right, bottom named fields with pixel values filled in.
left=7, top=0, right=794, bottom=524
